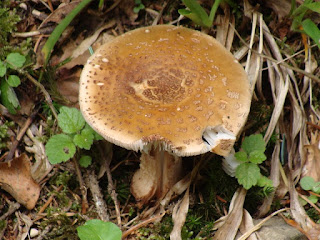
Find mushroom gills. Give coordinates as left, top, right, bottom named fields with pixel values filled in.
left=202, top=126, right=236, bottom=156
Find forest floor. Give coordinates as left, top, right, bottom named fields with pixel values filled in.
left=1, top=0, right=320, bottom=239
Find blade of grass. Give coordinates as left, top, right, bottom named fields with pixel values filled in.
left=302, top=19, right=320, bottom=48
left=41, top=0, right=93, bottom=67
left=180, top=0, right=210, bottom=27
left=208, top=0, right=223, bottom=25
left=301, top=1, right=320, bottom=14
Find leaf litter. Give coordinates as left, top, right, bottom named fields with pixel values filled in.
left=1, top=0, right=320, bottom=239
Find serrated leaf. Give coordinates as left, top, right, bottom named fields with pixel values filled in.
left=248, top=150, right=267, bottom=164
left=257, top=175, right=273, bottom=188
left=0, top=79, right=20, bottom=114
left=234, top=151, right=248, bottom=162
left=7, top=75, right=21, bottom=87
left=79, top=155, right=92, bottom=168
left=77, top=220, right=122, bottom=240
left=300, top=176, right=316, bottom=191
left=45, top=134, right=76, bottom=164
left=6, top=53, right=26, bottom=68
left=58, top=106, right=85, bottom=134
left=302, top=19, right=320, bottom=49
left=84, top=124, right=103, bottom=141
left=241, top=134, right=266, bottom=154
left=73, top=129, right=94, bottom=150
left=0, top=61, right=6, bottom=77
left=235, top=163, right=260, bottom=190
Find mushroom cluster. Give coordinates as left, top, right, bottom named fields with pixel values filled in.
left=79, top=25, right=251, bottom=205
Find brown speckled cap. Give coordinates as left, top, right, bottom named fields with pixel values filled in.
left=79, top=25, right=251, bottom=157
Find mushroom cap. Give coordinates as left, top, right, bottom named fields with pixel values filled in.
left=79, top=25, right=251, bottom=157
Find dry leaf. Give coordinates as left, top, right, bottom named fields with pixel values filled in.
left=238, top=209, right=259, bottom=240
left=257, top=140, right=281, bottom=217
left=302, top=126, right=320, bottom=182
left=59, top=21, right=115, bottom=70
left=170, top=188, right=190, bottom=240
left=213, top=188, right=247, bottom=240
left=289, top=176, right=320, bottom=240
left=0, top=154, right=40, bottom=209
left=25, top=126, right=53, bottom=182
left=16, top=212, right=33, bottom=240
left=39, top=1, right=82, bottom=29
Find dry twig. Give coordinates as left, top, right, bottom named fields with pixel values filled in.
left=4, top=110, right=37, bottom=162
left=122, top=212, right=166, bottom=239
left=85, top=169, right=110, bottom=221
left=98, top=142, right=122, bottom=226
left=72, top=157, right=89, bottom=214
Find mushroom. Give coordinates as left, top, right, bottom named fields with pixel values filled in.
left=79, top=25, right=251, bottom=205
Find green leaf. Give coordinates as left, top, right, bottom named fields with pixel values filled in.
left=73, top=128, right=94, bottom=150
left=77, top=220, right=122, bottom=240
left=58, top=106, right=86, bottom=134
left=248, top=150, right=267, bottom=164
left=300, top=176, right=316, bottom=191
left=299, top=196, right=308, bottom=206
left=257, top=175, right=273, bottom=188
left=0, top=79, right=20, bottom=114
left=180, top=0, right=211, bottom=27
left=302, top=19, right=320, bottom=48
left=308, top=195, right=318, bottom=204
left=178, top=9, right=206, bottom=27
left=7, top=75, right=21, bottom=87
left=0, top=61, right=6, bottom=77
left=302, top=2, right=320, bottom=14
left=79, top=155, right=92, bottom=168
left=312, top=183, right=320, bottom=194
left=234, top=151, right=248, bottom=162
left=6, top=53, right=26, bottom=68
left=208, top=0, right=222, bottom=26
left=45, top=134, right=76, bottom=164
left=84, top=124, right=103, bottom=141
left=235, top=162, right=260, bottom=190
left=241, top=134, right=266, bottom=154
left=41, top=0, right=94, bottom=66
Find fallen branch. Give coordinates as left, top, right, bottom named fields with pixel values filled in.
left=85, top=169, right=109, bottom=221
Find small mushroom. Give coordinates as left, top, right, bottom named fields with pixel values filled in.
left=79, top=25, right=251, bottom=204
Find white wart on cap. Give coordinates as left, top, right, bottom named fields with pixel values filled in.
left=79, top=25, right=251, bottom=157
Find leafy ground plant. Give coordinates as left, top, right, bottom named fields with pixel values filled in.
left=235, top=134, right=273, bottom=190
left=0, top=52, right=26, bottom=114
left=179, top=0, right=222, bottom=28
left=45, top=106, right=102, bottom=166
left=290, top=0, right=320, bottom=48
left=300, top=176, right=320, bottom=206
left=77, top=220, right=122, bottom=240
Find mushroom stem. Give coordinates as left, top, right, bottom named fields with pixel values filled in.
left=131, top=146, right=182, bottom=205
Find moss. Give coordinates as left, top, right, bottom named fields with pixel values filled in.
left=0, top=0, right=20, bottom=59
left=40, top=214, right=85, bottom=240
